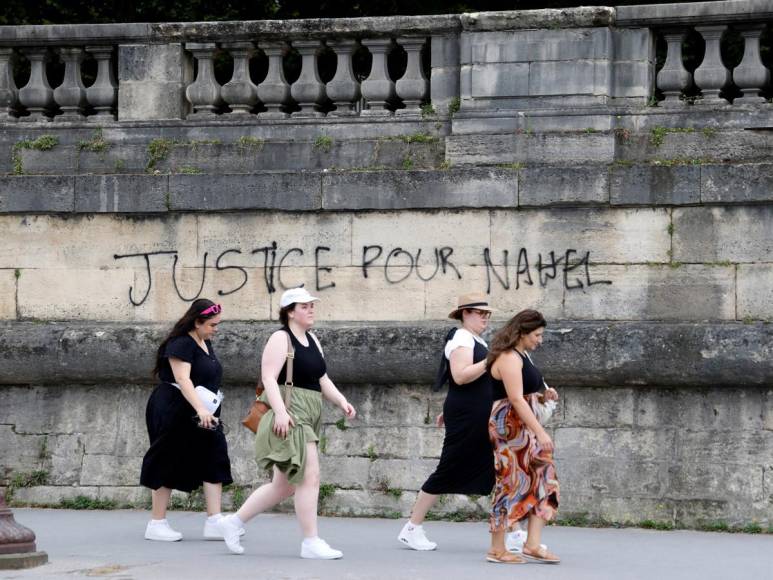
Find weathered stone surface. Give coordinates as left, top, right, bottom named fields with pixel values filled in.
left=673, top=206, right=773, bottom=263
left=490, top=207, right=670, bottom=263
left=610, top=165, right=700, bottom=205
left=74, top=174, right=169, bottom=213
left=563, top=264, right=736, bottom=321
left=0, top=176, right=74, bottom=212
left=80, top=454, right=142, bottom=486
left=560, top=387, right=635, bottom=428
left=319, top=456, right=371, bottom=489
left=368, top=458, right=438, bottom=491
left=519, top=165, right=609, bottom=206
left=322, top=169, right=517, bottom=210
left=0, top=269, right=15, bottom=319
left=737, top=264, right=773, bottom=321
left=2, top=321, right=773, bottom=388
left=118, top=44, right=187, bottom=121
left=701, top=163, right=773, bottom=203
left=11, top=485, right=100, bottom=505
left=323, top=426, right=442, bottom=459
left=169, top=173, right=322, bottom=211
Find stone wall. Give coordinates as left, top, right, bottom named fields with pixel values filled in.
left=1, top=3, right=772, bottom=528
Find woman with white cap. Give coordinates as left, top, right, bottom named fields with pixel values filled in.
left=398, top=292, right=495, bottom=551
left=218, top=287, right=356, bottom=559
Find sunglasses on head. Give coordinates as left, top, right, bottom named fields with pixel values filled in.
left=200, top=304, right=222, bottom=316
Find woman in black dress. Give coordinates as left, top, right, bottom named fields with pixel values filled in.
left=398, top=292, right=495, bottom=551
left=140, top=298, right=234, bottom=542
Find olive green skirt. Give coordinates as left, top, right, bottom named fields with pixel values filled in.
left=254, top=385, right=322, bottom=485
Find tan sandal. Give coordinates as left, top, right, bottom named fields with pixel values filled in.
left=521, top=545, right=560, bottom=564
left=486, top=550, right=526, bottom=564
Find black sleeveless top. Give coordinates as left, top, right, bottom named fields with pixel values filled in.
left=276, top=327, right=327, bottom=392
left=491, top=349, right=543, bottom=401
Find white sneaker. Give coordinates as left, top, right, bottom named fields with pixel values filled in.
left=203, top=514, right=246, bottom=540
left=218, top=514, right=244, bottom=554
left=300, top=537, right=343, bottom=560
left=144, top=519, right=182, bottom=542
left=398, top=522, right=437, bottom=551
left=505, top=529, right=546, bottom=553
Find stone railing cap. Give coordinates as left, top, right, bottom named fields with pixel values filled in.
left=617, top=0, right=773, bottom=26
left=459, top=7, right=615, bottom=30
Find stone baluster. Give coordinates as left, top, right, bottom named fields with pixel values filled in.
left=18, top=48, right=55, bottom=121
left=360, top=39, right=396, bottom=116
left=290, top=40, right=326, bottom=117
left=326, top=39, right=360, bottom=116
left=694, top=25, right=731, bottom=104
left=53, top=47, right=88, bottom=121
left=221, top=42, right=259, bottom=114
left=85, top=46, right=117, bottom=120
left=185, top=43, right=222, bottom=119
left=0, top=48, right=19, bottom=120
left=257, top=42, right=291, bottom=119
left=656, top=29, right=692, bottom=107
left=395, top=36, right=429, bottom=115
left=732, top=24, right=770, bottom=104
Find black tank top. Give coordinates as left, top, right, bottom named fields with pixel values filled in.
left=491, top=349, right=543, bottom=401
left=276, top=327, right=327, bottom=392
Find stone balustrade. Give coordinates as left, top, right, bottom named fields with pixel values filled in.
left=0, top=2, right=771, bottom=124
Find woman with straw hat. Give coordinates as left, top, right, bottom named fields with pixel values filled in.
left=398, top=292, right=495, bottom=551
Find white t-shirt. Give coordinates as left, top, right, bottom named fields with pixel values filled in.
left=444, top=328, right=487, bottom=360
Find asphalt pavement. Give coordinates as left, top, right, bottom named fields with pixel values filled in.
left=3, top=509, right=772, bottom=580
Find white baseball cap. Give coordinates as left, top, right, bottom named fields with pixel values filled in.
left=279, top=287, right=320, bottom=308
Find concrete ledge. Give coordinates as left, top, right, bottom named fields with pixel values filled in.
left=520, top=166, right=609, bottom=206
left=168, top=173, right=322, bottom=211
left=1, top=321, right=771, bottom=387
left=0, top=176, right=74, bottom=212
left=321, top=168, right=517, bottom=210
left=74, top=175, right=169, bottom=213
left=617, top=1, right=773, bottom=26
left=701, top=163, right=773, bottom=203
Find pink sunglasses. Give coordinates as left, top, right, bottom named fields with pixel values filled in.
left=200, top=304, right=222, bottom=316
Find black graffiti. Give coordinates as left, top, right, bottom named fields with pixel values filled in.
left=113, top=250, right=177, bottom=306
left=362, top=245, right=461, bottom=284
left=113, top=244, right=612, bottom=306
left=484, top=248, right=612, bottom=293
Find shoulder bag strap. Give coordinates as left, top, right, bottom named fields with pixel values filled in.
left=283, top=331, right=295, bottom=410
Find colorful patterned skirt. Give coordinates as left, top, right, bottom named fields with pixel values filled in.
left=488, top=397, right=559, bottom=532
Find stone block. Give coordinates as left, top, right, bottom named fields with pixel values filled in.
left=0, top=425, right=47, bottom=481
left=321, top=488, right=414, bottom=517
left=764, top=389, right=773, bottom=432
left=673, top=206, right=773, bottom=263
left=0, top=214, right=198, bottom=270
left=46, top=434, right=85, bottom=485
left=351, top=209, right=490, bottom=268
left=610, top=164, right=700, bottom=205
left=634, top=386, right=764, bottom=431
left=471, top=29, right=611, bottom=63
left=490, top=207, right=671, bottom=263
left=77, top=145, right=149, bottom=175
left=668, top=462, right=763, bottom=502
left=97, top=486, right=151, bottom=506
left=444, top=134, right=520, bottom=165
left=529, top=61, right=607, bottom=96
left=368, top=458, right=438, bottom=491
left=0, top=175, right=74, bottom=212
left=119, top=82, right=187, bottom=121
left=563, top=264, right=736, bottom=321
left=323, top=426, right=442, bottom=459
left=169, top=173, right=321, bottom=211
left=526, top=134, right=616, bottom=164
left=323, top=169, right=516, bottom=211
left=611, top=62, right=653, bottom=98
left=342, top=385, right=445, bottom=428
left=0, top=269, right=15, bottom=319
left=558, top=387, right=635, bottom=428
left=558, top=457, right=671, bottom=497
left=737, top=264, right=773, bottom=321
left=701, top=164, right=773, bottom=203
left=559, top=495, right=674, bottom=524
left=80, top=454, right=143, bottom=486
left=16, top=147, right=78, bottom=174
left=519, top=166, right=609, bottom=206
left=18, top=268, right=136, bottom=321
left=74, top=175, right=169, bottom=213
left=471, top=63, right=529, bottom=97
left=674, top=430, right=773, bottom=466
left=319, top=456, right=371, bottom=489
left=119, top=43, right=185, bottom=83
left=612, top=28, right=653, bottom=61
left=554, top=427, right=674, bottom=464
left=12, top=485, right=100, bottom=506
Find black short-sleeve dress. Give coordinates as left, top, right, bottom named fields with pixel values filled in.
left=421, top=330, right=495, bottom=495
left=140, top=335, right=233, bottom=492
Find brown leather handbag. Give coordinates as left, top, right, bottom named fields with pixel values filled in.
left=241, top=332, right=295, bottom=433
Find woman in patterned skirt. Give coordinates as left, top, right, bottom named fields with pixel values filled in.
left=486, top=309, right=560, bottom=564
